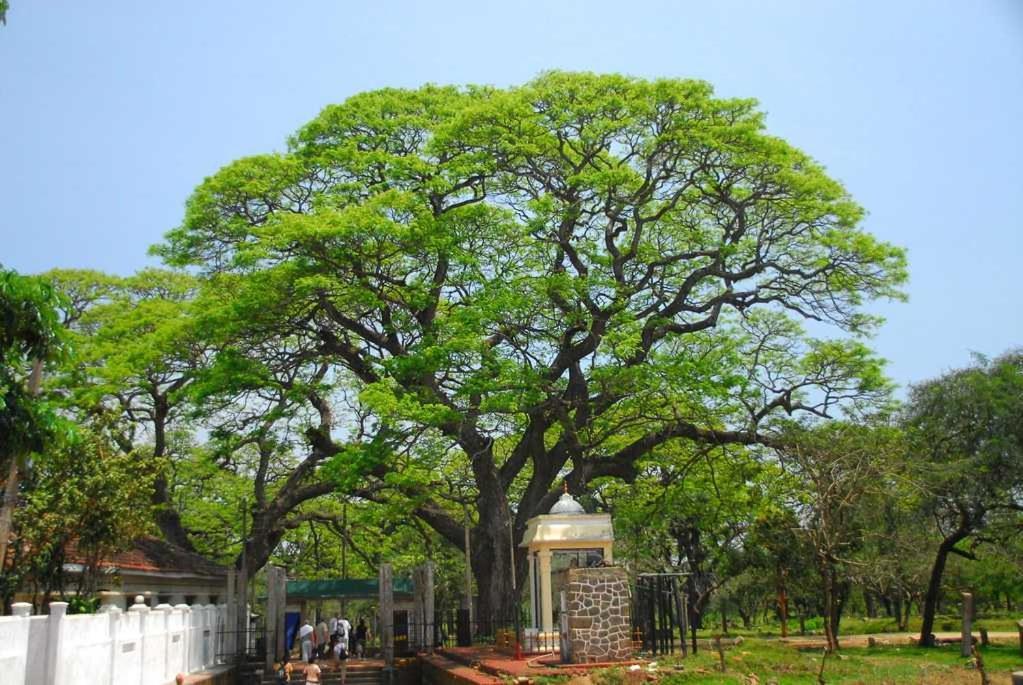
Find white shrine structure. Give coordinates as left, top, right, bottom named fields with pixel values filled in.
left=520, top=488, right=614, bottom=636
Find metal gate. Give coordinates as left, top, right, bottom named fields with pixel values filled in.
left=633, top=573, right=688, bottom=656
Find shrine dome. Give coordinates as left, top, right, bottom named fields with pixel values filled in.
left=549, top=491, right=586, bottom=515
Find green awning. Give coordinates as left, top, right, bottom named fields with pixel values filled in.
left=285, top=578, right=414, bottom=600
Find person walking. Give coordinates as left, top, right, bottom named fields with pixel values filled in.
left=298, top=619, right=315, bottom=663
left=339, top=615, right=352, bottom=651
left=316, top=617, right=330, bottom=657
left=305, top=655, right=322, bottom=684
left=354, top=618, right=368, bottom=659
left=332, top=634, right=349, bottom=685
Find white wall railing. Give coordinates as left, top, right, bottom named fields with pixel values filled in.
left=0, top=600, right=233, bottom=685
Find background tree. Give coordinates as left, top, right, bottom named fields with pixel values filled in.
left=776, top=421, right=902, bottom=652
left=47, top=268, right=204, bottom=550
left=0, top=430, right=156, bottom=611
left=904, top=350, right=1023, bottom=646
left=0, top=266, right=67, bottom=571
left=156, top=72, right=906, bottom=619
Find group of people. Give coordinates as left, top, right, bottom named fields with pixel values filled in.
left=277, top=614, right=371, bottom=684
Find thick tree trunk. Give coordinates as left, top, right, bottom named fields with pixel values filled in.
left=150, top=399, right=194, bottom=551
left=469, top=505, right=525, bottom=624
left=919, top=530, right=969, bottom=647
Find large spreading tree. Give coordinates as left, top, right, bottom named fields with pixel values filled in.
left=156, top=72, right=906, bottom=619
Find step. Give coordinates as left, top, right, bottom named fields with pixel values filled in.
left=261, top=671, right=385, bottom=684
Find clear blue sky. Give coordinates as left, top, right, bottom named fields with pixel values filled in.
left=1, top=0, right=1020, bottom=392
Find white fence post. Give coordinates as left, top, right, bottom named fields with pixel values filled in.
left=129, top=596, right=149, bottom=685
left=44, top=602, right=68, bottom=685
left=3, top=602, right=32, bottom=685
left=176, top=603, right=190, bottom=678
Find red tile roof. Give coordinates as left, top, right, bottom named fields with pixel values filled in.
left=65, top=537, right=228, bottom=577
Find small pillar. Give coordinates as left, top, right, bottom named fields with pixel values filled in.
left=11, top=602, right=31, bottom=617
left=46, top=602, right=68, bottom=685
left=961, top=592, right=973, bottom=658
left=98, top=591, right=125, bottom=612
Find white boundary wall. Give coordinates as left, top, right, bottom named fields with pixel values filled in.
left=0, top=600, right=232, bottom=685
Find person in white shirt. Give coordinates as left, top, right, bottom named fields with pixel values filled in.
left=339, top=616, right=352, bottom=651
left=298, top=620, right=315, bottom=662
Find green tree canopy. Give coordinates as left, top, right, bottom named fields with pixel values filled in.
left=155, top=72, right=907, bottom=618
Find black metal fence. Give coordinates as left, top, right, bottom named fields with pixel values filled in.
left=632, top=574, right=688, bottom=657
left=403, top=609, right=560, bottom=654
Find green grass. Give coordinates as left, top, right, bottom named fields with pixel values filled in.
left=636, top=639, right=1023, bottom=684
left=691, top=614, right=1023, bottom=639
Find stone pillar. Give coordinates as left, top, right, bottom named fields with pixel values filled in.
left=538, top=549, right=553, bottom=634
left=603, top=543, right=613, bottom=564
left=961, top=592, right=973, bottom=658
left=564, top=567, right=632, bottom=664
left=379, top=564, right=395, bottom=685
left=265, top=566, right=286, bottom=672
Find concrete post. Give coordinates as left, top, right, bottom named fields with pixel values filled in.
left=527, top=553, right=536, bottom=629
left=961, top=592, right=973, bottom=658
left=236, top=564, right=248, bottom=658
left=45, top=601, right=68, bottom=685
left=176, top=604, right=191, bottom=677
left=129, top=597, right=150, bottom=685
left=379, top=563, right=395, bottom=684
left=538, top=549, right=553, bottom=634
left=266, top=566, right=286, bottom=672
left=157, top=604, right=173, bottom=680
left=106, top=606, right=122, bottom=685
left=424, top=561, right=435, bottom=654
left=226, top=570, right=237, bottom=656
